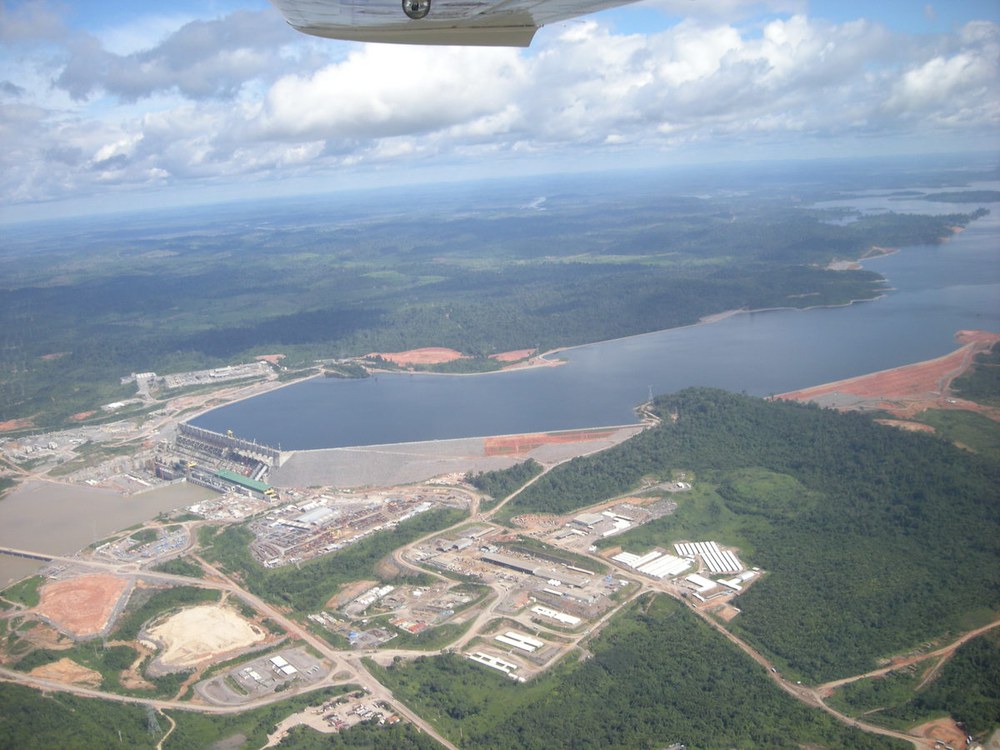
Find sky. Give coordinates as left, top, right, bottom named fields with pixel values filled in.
left=1, top=0, right=998, bottom=222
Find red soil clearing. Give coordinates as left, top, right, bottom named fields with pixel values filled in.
left=39, top=352, right=69, bottom=361
left=255, top=354, right=285, bottom=364
left=35, top=574, right=129, bottom=638
left=490, top=349, right=536, bottom=363
left=484, top=428, right=619, bottom=457
left=70, top=411, right=97, bottom=421
left=368, top=347, right=468, bottom=366
left=911, top=717, right=966, bottom=749
left=0, top=418, right=34, bottom=433
left=776, top=330, right=1000, bottom=420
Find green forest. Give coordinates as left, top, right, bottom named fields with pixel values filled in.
left=374, top=594, right=905, bottom=750
left=0, top=682, right=431, bottom=749
left=466, top=459, right=543, bottom=511
left=830, top=629, right=1000, bottom=735
left=2, top=163, right=991, bottom=428
left=507, top=388, right=1000, bottom=682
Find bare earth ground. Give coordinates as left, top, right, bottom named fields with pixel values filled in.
left=262, top=710, right=338, bottom=748
left=367, top=347, right=468, bottom=366
left=776, top=330, right=1000, bottom=420
left=326, top=579, right=378, bottom=610
left=366, top=346, right=559, bottom=372
left=0, top=418, right=35, bottom=433
left=484, top=428, right=621, bottom=457
left=35, top=574, right=129, bottom=638
left=146, top=604, right=266, bottom=670
left=490, top=348, right=536, bottom=362
left=21, top=622, right=70, bottom=650
left=28, top=658, right=102, bottom=687
left=911, top=718, right=966, bottom=749
left=710, top=603, right=742, bottom=622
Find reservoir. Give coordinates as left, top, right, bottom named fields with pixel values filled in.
left=0, top=481, right=216, bottom=587
left=193, top=195, right=1000, bottom=451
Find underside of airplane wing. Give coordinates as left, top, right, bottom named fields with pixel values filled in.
left=268, top=0, right=640, bottom=46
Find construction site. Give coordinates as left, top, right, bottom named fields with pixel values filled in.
left=308, top=579, right=490, bottom=650
left=245, top=485, right=470, bottom=568
left=158, top=422, right=283, bottom=498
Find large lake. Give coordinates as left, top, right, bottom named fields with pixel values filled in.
left=194, top=192, right=1000, bottom=451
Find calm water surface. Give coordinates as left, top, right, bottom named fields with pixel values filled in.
left=194, top=197, right=999, bottom=451
left=0, top=482, right=215, bottom=585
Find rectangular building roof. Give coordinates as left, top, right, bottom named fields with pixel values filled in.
left=215, top=468, right=272, bottom=493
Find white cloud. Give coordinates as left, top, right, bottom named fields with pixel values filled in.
left=54, top=10, right=297, bottom=101
left=1, top=4, right=998, bottom=214
left=257, top=44, right=526, bottom=140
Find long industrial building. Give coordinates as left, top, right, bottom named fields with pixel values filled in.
left=612, top=549, right=692, bottom=579
left=673, top=541, right=743, bottom=574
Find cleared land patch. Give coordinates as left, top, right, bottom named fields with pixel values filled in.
left=484, top=428, right=621, bottom=457
left=367, top=347, right=467, bottom=366
left=28, top=657, right=102, bottom=687
left=490, top=348, right=535, bottom=362
left=35, top=574, right=129, bottom=638
left=777, top=330, right=1000, bottom=419
left=146, top=604, right=266, bottom=670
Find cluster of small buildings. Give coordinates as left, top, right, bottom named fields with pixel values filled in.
left=319, top=698, right=400, bottom=731
left=250, top=493, right=434, bottom=568
left=94, top=527, right=187, bottom=563
left=233, top=654, right=304, bottom=689
left=343, top=585, right=395, bottom=617
left=607, top=539, right=761, bottom=604
left=269, top=654, right=298, bottom=677
left=479, top=551, right=593, bottom=589
left=203, top=648, right=325, bottom=705
left=156, top=362, right=272, bottom=390
left=548, top=497, right=680, bottom=550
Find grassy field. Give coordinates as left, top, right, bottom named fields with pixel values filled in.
left=914, top=409, right=1000, bottom=462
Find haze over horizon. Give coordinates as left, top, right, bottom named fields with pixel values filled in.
left=2, top=0, right=999, bottom=223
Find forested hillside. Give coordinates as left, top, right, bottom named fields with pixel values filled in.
left=375, top=595, right=905, bottom=750
left=830, top=629, right=1000, bottom=735
left=509, top=389, right=1000, bottom=682
left=2, top=165, right=988, bottom=427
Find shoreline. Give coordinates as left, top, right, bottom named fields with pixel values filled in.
left=188, top=285, right=891, bottom=425
left=171, top=235, right=946, bottom=437
left=774, top=330, right=1000, bottom=420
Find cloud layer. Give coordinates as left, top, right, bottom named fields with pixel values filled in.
left=1, top=0, right=998, bottom=211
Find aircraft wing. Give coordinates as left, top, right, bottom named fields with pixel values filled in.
left=268, top=0, right=641, bottom=46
